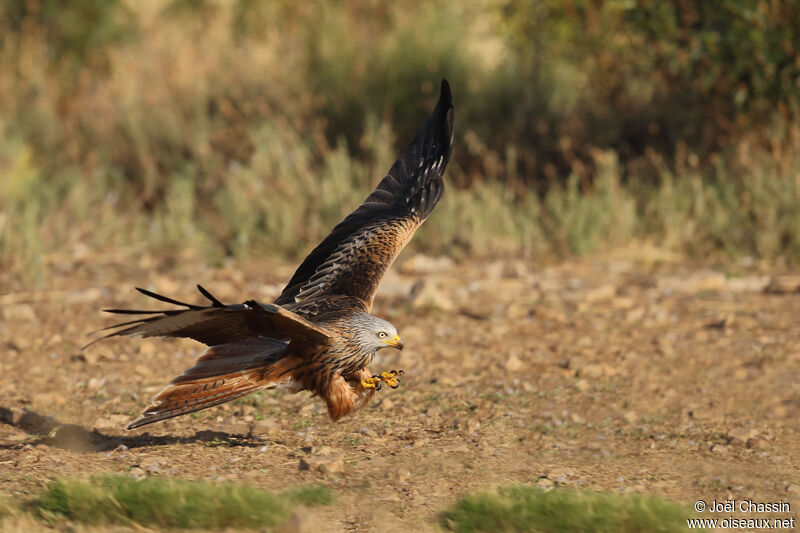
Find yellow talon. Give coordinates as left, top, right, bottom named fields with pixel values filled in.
left=381, top=372, right=400, bottom=389
left=380, top=370, right=404, bottom=389
left=360, top=377, right=382, bottom=390
left=360, top=370, right=404, bottom=391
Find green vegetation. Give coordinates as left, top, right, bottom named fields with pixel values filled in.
left=31, top=475, right=331, bottom=529
left=440, top=485, right=704, bottom=533
left=283, top=484, right=335, bottom=506
left=1, top=0, right=799, bottom=287
left=0, top=494, right=18, bottom=520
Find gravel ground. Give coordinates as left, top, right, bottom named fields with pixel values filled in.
left=1, top=248, right=799, bottom=531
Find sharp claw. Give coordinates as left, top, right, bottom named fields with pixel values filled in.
left=362, top=370, right=405, bottom=391
left=360, top=377, right=382, bottom=390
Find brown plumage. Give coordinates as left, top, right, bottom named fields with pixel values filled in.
left=88, top=80, right=455, bottom=429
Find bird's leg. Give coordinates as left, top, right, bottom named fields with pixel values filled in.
left=361, top=369, right=404, bottom=390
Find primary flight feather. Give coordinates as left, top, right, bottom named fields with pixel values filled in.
left=89, top=80, right=455, bottom=429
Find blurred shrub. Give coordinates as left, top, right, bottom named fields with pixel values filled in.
left=1, top=0, right=137, bottom=68
left=495, top=0, right=800, bottom=185
left=1, top=0, right=799, bottom=288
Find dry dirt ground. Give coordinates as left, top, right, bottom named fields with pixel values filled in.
left=1, top=247, right=799, bottom=531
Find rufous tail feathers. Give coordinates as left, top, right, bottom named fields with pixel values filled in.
left=127, top=338, right=295, bottom=429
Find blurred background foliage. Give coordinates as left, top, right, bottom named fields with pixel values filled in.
left=1, top=0, right=799, bottom=287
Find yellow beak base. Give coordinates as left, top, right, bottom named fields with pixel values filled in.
left=381, top=334, right=404, bottom=350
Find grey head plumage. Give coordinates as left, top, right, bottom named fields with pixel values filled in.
left=347, top=312, right=403, bottom=354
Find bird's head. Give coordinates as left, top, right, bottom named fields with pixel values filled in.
left=353, top=313, right=403, bottom=353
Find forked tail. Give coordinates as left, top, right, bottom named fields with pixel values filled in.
left=127, top=338, right=295, bottom=429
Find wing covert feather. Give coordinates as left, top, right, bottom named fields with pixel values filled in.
left=276, top=79, right=455, bottom=309
left=86, top=286, right=332, bottom=348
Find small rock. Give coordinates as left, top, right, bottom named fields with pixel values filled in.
left=547, top=467, right=574, bottom=484
left=537, top=477, right=554, bottom=489
left=313, top=445, right=334, bottom=456
left=705, top=315, right=732, bottom=329
left=583, top=285, right=615, bottom=303
left=93, top=417, right=116, bottom=430
left=726, top=276, right=770, bottom=292
left=765, top=276, right=800, bottom=294
left=277, top=509, right=316, bottom=533
left=507, top=302, right=533, bottom=320
left=575, top=379, right=591, bottom=393
left=570, top=413, right=585, bottom=424
left=409, top=282, right=455, bottom=311
left=376, top=278, right=415, bottom=299
left=73, top=351, right=99, bottom=364
left=140, top=457, right=163, bottom=469
left=1, top=304, right=37, bottom=321
left=134, top=365, right=152, bottom=377
left=298, top=455, right=345, bottom=475
left=378, top=398, right=394, bottom=410
left=727, top=427, right=759, bottom=446
left=231, top=420, right=253, bottom=434
left=2, top=407, right=27, bottom=426
left=358, top=427, right=379, bottom=438
left=253, top=418, right=279, bottom=435
left=658, top=271, right=726, bottom=293
left=400, top=254, right=455, bottom=274
left=745, top=438, right=761, bottom=449
left=612, top=297, right=635, bottom=309
left=505, top=353, right=524, bottom=373
left=625, top=307, right=645, bottom=323
left=579, top=364, right=617, bottom=378
left=623, top=411, right=638, bottom=424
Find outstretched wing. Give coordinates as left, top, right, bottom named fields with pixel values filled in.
left=275, top=79, right=455, bottom=310
left=86, top=285, right=332, bottom=348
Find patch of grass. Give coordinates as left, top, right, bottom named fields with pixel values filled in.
left=440, top=485, right=703, bottom=533
left=32, top=475, right=331, bottom=530
left=0, top=494, right=19, bottom=520
left=284, top=484, right=334, bottom=506
left=292, top=418, right=313, bottom=430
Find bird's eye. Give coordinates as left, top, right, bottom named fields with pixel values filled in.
left=378, top=332, right=387, bottom=339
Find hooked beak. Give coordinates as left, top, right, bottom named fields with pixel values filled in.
left=381, top=334, right=404, bottom=350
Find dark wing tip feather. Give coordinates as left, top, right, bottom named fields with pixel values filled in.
left=197, top=284, right=225, bottom=307
left=84, top=286, right=214, bottom=350
left=354, top=77, right=454, bottom=218
left=135, top=287, right=202, bottom=309
left=440, top=78, right=453, bottom=108
left=386, top=77, right=454, bottom=218
left=275, top=81, right=455, bottom=305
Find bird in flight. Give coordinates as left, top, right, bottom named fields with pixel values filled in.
left=89, top=80, right=454, bottom=430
